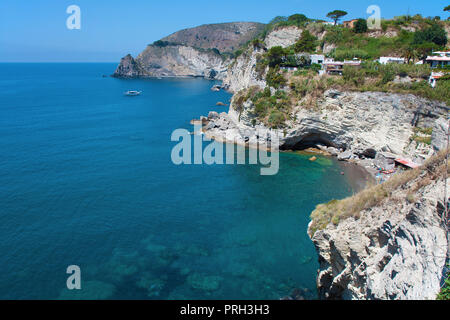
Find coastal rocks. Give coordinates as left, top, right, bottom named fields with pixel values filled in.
left=308, top=175, right=449, bottom=300
left=432, top=117, right=449, bottom=151
left=130, top=44, right=229, bottom=79
left=207, top=89, right=448, bottom=165
left=337, top=150, right=353, bottom=161
left=112, top=54, right=148, bottom=78
left=208, top=111, right=219, bottom=120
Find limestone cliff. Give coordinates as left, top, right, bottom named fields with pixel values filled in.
left=308, top=153, right=449, bottom=300
left=204, top=89, right=448, bottom=164
left=113, top=22, right=264, bottom=79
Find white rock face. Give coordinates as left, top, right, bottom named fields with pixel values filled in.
left=432, top=117, right=449, bottom=152
left=265, top=26, right=303, bottom=49
left=222, top=48, right=267, bottom=93
left=309, top=176, right=449, bottom=300
left=136, top=45, right=229, bottom=79
left=207, top=89, right=448, bottom=163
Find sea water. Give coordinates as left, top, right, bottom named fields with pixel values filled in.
left=0, top=63, right=362, bottom=299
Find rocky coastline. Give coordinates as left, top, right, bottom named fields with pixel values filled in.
left=113, top=20, right=450, bottom=300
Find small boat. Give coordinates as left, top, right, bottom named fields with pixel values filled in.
left=124, top=90, right=142, bottom=96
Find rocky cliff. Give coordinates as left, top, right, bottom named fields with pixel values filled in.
left=113, top=22, right=264, bottom=79
left=205, top=89, right=448, bottom=163
left=308, top=152, right=449, bottom=300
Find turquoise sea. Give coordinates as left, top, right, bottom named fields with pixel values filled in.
left=0, top=63, right=363, bottom=299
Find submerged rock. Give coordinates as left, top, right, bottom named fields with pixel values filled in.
left=187, top=273, right=223, bottom=292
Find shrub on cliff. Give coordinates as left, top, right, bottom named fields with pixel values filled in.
left=293, top=30, right=318, bottom=53
left=266, top=68, right=287, bottom=88
left=267, top=46, right=286, bottom=67
left=268, top=110, right=286, bottom=128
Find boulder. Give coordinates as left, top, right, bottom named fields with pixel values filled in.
left=208, top=111, right=219, bottom=120
left=337, top=150, right=353, bottom=161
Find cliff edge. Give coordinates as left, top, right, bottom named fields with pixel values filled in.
left=308, top=151, right=449, bottom=300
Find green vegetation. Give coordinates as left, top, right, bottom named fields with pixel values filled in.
left=413, top=23, right=448, bottom=47
left=152, top=40, right=179, bottom=47
left=326, top=10, right=348, bottom=25
left=309, top=150, right=450, bottom=235
left=293, top=30, right=318, bottom=53
left=232, top=85, right=292, bottom=129
left=437, top=266, right=450, bottom=300
left=333, top=62, right=450, bottom=105
left=353, top=19, right=368, bottom=33
left=231, top=13, right=450, bottom=131
left=324, top=15, right=448, bottom=61
left=266, top=67, right=287, bottom=88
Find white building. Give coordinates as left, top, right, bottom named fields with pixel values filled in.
left=429, top=72, right=445, bottom=88
left=426, top=52, right=450, bottom=68
left=310, top=54, right=325, bottom=65
left=379, top=57, right=406, bottom=64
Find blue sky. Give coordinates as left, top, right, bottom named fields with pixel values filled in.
left=0, top=0, right=448, bottom=62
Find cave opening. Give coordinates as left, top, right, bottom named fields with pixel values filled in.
left=280, top=133, right=337, bottom=151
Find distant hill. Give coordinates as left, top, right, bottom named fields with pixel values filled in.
left=161, top=22, right=265, bottom=53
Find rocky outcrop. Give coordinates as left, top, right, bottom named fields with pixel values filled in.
left=204, top=89, right=448, bottom=165
left=308, top=161, right=449, bottom=300
left=222, top=47, right=267, bottom=93
left=265, top=26, right=303, bottom=49
left=113, top=54, right=148, bottom=78
left=113, top=22, right=264, bottom=79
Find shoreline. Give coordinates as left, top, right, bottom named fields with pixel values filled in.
left=201, top=124, right=375, bottom=191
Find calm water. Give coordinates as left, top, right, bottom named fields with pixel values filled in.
left=0, top=63, right=360, bottom=299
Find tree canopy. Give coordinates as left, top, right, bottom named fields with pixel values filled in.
left=327, top=10, right=348, bottom=25
left=293, top=30, right=318, bottom=53
left=444, top=5, right=450, bottom=11
left=353, top=19, right=368, bottom=33
left=287, top=14, right=309, bottom=26
left=413, top=23, right=448, bottom=47
left=267, top=46, right=286, bottom=67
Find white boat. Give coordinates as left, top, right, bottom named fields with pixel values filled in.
left=124, top=90, right=142, bottom=96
